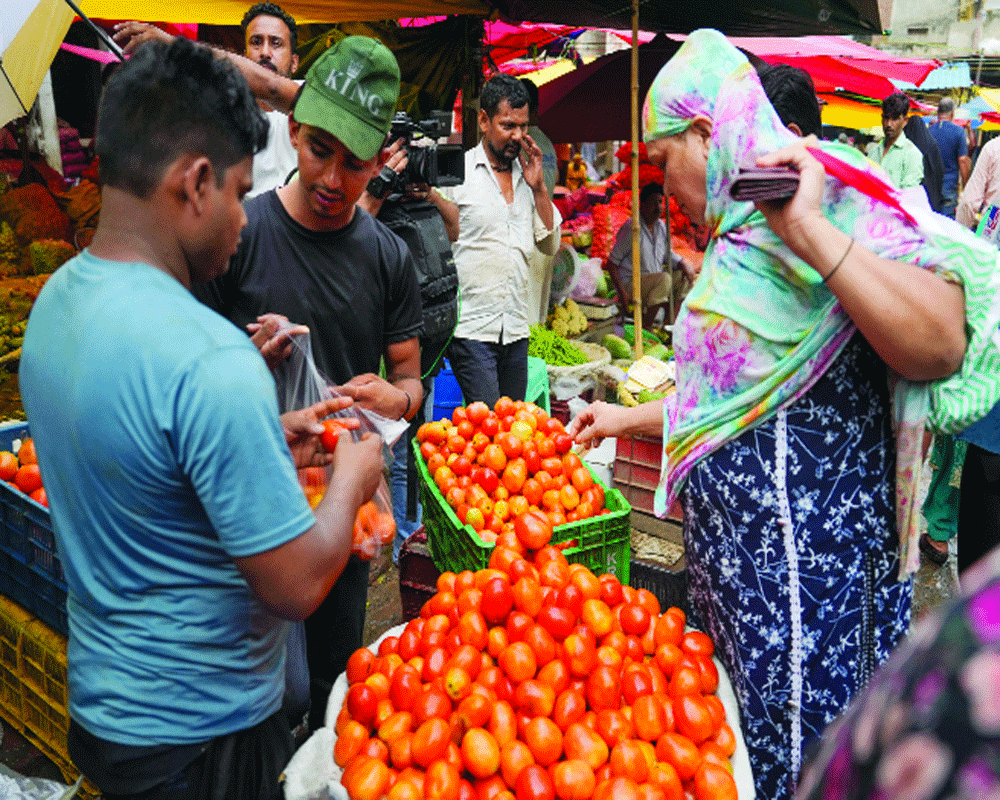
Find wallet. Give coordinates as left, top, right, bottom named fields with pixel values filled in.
left=729, top=167, right=800, bottom=202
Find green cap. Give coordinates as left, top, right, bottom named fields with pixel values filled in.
left=293, top=36, right=400, bottom=161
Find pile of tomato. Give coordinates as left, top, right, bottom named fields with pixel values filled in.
left=416, top=398, right=611, bottom=543
left=334, top=513, right=739, bottom=800
left=1, top=436, right=46, bottom=507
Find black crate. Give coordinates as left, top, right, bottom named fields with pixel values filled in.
left=630, top=558, right=688, bottom=616
left=398, top=528, right=438, bottom=622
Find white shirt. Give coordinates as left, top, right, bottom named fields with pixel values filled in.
left=248, top=108, right=297, bottom=198
left=441, top=142, right=562, bottom=343
left=608, top=216, right=677, bottom=288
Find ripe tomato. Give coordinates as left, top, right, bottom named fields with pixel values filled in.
left=619, top=604, right=651, bottom=637
left=378, top=710, right=414, bottom=744
left=646, top=763, right=684, bottom=800
left=16, top=438, right=37, bottom=466
left=347, top=683, right=380, bottom=727
left=562, top=633, right=597, bottom=678
left=481, top=577, right=515, bottom=624
left=499, top=738, right=535, bottom=789
left=536, top=659, right=570, bottom=696
left=334, top=719, right=369, bottom=767
left=552, top=433, right=573, bottom=455
left=346, top=647, right=375, bottom=685
left=426, top=758, right=462, bottom=800
left=412, top=717, right=452, bottom=768
left=461, top=728, right=502, bottom=779
left=483, top=444, right=508, bottom=473
left=489, top=700, right=518, bottom=746
left=515, top=763, right=555, bottom=800
left=457, top=693, right=494, bottom=731
left=552, top=759, right=596, bottom=800
left=514, top=510, right=552, bottom=551
left=562, top=723, right=609, bottom=771
left=523, top=716, right=563, bottom=766
left=669, top=665, right=703, bottom=697
left=692, top=762, right=738, bottom=800
left=631, top=694, right=667, bottom=742
left=498, top=641, right=537, bottom=683
left=552, top=688, right=587, bottom=732
left=514, top=679, right=556, bottom=718
left=523, top=624, right=557, bottom=667
left=14, top=464, right=42, bottom=495
left=598, top=575, right=623, bottom=607
left=655, top=732, right=702, bottom=781
left=502, top=460, right=528, bottom=494
left=467, top=402, right=490, bottom=426
left=712, top=723, right=737, bottom=757
left=621, top=664, right=654, bottom=706
left=390, top=664, right=423, bottom=712
left=609, top=740, right=649, bottom=783
left=341, top=756, right=391, bottom=800
left=585, top=666, right=621, bottom=712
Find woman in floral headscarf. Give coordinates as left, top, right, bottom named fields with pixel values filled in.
left=570, top=29, right=1000, bottom=800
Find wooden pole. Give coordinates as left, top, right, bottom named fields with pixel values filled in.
left=630, top=0, right=642, bottom=359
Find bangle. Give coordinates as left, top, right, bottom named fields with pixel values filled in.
left=824, top=237, right=854, bottom=283
left=401, top=390, right=412, bottom=419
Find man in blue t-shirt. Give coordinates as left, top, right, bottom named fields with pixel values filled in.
left=928, top=97, right=971, bottom=218
left=18, top=39, right=383, bottom=799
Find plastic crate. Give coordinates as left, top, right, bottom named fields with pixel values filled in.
left=630, top=558, right=688, bottom=616
left=613, top=434, right=683, bottom=522
left=0, top=594, right=98, bottom=797
left=398, top=527, right=439, bottom=622
left=414, top=439, right=631, bottom=583
left=0, top=423, right=68, bottom=636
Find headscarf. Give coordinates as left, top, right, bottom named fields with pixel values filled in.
left=647, top=29, right=1000, bottom=578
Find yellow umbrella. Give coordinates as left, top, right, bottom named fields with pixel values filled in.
left=2, top=0, right=74, bottom=127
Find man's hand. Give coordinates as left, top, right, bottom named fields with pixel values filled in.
left=113, top=22, right=174, bottom=56
left=357, top=138, right=407, bottom=216
left=281, top=396, right=359, bottom=469
left=520, top=133, right=546, bottom=194
left=341, top=374, right=411, bottom=420
left=246, top=313, right=310, bottom=370
left=331, top=432, right=385, bottom=509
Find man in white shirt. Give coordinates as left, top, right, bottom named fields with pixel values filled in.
left=607, top=182, right=695, bottom=328
left=428, top=74, right=562, bottom=406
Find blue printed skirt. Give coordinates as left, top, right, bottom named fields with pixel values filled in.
left=682, top=333, right=912, bottom=800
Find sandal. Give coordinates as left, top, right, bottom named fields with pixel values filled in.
left=919, top=533, right=949, bottom=566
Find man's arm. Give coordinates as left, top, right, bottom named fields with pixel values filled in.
left=959, top=154, right=972, bottom=187
left=957, top=142, right=995, bottom=229
left=113, top=22, right=299, bottom=113
left=425, top=188, right=460, bottom=243
left=343, top=337, right=423, bottom=422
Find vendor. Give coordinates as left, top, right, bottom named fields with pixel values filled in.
left=569, top=29, right=996, bottom=800
left=565, top=150, right=588, bottom=191
left=606, top=182, right=696, bottom=327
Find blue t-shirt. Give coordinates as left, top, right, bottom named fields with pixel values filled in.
left=960, top=399, right=1000, bottom=453
left=928, top=120, right=968, bottom=194
left=18, top=251, right=315, bottom=746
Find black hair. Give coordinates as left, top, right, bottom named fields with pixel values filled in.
left=241, top=2, right=298, bottom=51
left=96, top=37, right=269, bottom=199
left=758, top=63, right=822, bottom=138
left=881, top=92, right=911, bottom=120
left=521, top=78, right=539, bottom=115
left=481, top=73, right=529, bottom=118
left=639, top=182, right=664, bottom=203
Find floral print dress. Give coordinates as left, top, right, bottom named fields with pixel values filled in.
left=682, top=333, right=912, bottom=800
left=795, top=546, right=1000, bottom=800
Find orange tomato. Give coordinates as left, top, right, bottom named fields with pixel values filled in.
left=674, top=694, right=715, bottom=745
left=552, top=688, right=587, bottom=732
left=461, top=727, right=502, bottom=779
left=592, top=777, right=640, bottom=800
left=514, top=763, right=555, bottom=800
left=692, top=762, right=738, bottom=800
left=341, top=756, right=391, bottom=800
left=609, top=740, right=649, bottom=783
left=499, top=738, right=535, bottom=789
left=655, top=732, right=702, bottom=781
left=522, top=717, right=563, bottom=766
left=562, top=723, right=609, bottom=771
left=14, top=463, right=42, bottom=495
left=16, top=438, right=36, bottom=466
left=552, top=759, right=596, bottom=800
left=646, top=763, right=684, bottom=800
left=334, top=719, right=369, bottom=767
left=631, top=694, right=666, bottom=742
left=489, top=700, right=518, bottom=746
left=498, top=641, right=537, bottom=683
left=0, top=451, right=17, bottom=481
left=412, top=717, right=452, bottom=768
left=426, top=758, right=462, bottom=800
left=514, top=510, right=552, bottom=551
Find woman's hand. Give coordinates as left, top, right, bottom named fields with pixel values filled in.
left=753, top=137, right=828, bottom=260
left=568, top=400, right=664, bottom=449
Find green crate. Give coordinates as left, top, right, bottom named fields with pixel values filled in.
left=413, top=439, right=631, bottom=583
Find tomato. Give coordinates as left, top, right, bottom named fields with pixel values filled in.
left=461, top=727, right=502, bottom=779
left=631, top=694, right=667, bottom=742
left=585, top=666, right=621, bottom=712
left=334, top=719, right=369, bottom=767
left=609, top=740, right=649, bottom=783
left=535, top=606, right=575, bottom=641
left=692, top=762, right=738, bottom=800
left=456, top=693, right=494, bottom=732
left=514, top=510, right=553, bottom=551
left=552, top=688, right=587, bottom=732
left=412, top=717, right=452, bottom=768
left=320, top=418, right=347, bottom=453
left=14, top=464, right=42, bottom=495
left=489, top=700, right=518, bottom=746
left=562, top=723, right=609, bottom=771
left=467, top=402, right=490, bottom=426
left=341, top=756, right=391, bottom=800
left=452, top=455, right=473, bottom=477
left=552, top=759, right=596, bottom=800
left=515, top=763, right=555, bottom=800
left=712, top=723, right=737, bottom=757
left=347, top=683, right=380, bottom=727
left=562, top=633, right=597, bottom=678
left=522, top=716, right=563, bottom=766
left=552, top=433, right=573, bottom=455
left=598, top=575, right=623, bottom=608
left=655, top=732, right=702, bottom=781
left=347, top=647, right=376, bottom=685
left=422, top=647, right=450, bottom=682
left=426, top=758, right=463, bottom=800
left=669, top=665, right=703, bottom=697
left=477, top=467, right=501, bottom=495
left=646, top=763, right=684, bottom=800
left=480, top=577, right=515, bottom=624
left=536, top=659, right=570, bottom=696
left=498, top=641, right=537, bottom=683
left=579, top=599, right=613, bottom=638
left=501, top=460, right=527, bottom=494
left=513, top=679, right=556, bottom=718
left=619, top=604, right=651, bottom=637
left=378, top=710, right=414, bottom=744
left=510, top=577, right=543, bottom=618
left=696, top=655, right=720, bottom=694
left=558, top=485, right=580, bottom=511
left=499, top=738, right=535, bottom=789
left=390, top=664, right=422, bottom=712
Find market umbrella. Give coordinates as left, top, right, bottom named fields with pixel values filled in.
left=2, top=0, right=75, bottom=127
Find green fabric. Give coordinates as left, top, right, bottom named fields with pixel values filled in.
left=923, top=435, right=968, bottom=542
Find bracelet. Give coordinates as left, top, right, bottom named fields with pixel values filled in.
left=400, top=390, right=412, bottom=419
left=824, top=237, right=854, bottom=283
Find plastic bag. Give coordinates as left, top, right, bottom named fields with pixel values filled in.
left=272, top=325, right=398, bottom=562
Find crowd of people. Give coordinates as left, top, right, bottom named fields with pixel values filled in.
left=14, top=12, right=1000, bottom=800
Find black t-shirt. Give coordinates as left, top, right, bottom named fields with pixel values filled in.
left=194, top=190, right=422, bottom=385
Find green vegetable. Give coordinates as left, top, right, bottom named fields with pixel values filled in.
left=528, top=324, right=590, bottom=366
left=645, top=343, right=671, bottom=362
left=602, top=333, right=631, bottom=361
left=637, top=388, right=670, bottom=403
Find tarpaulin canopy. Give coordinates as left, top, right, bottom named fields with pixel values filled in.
left=819, top=93, right=882, bottom=129
left=492, top=0, right=882, bottom=37
left=2, top=0, right=74, bottom=127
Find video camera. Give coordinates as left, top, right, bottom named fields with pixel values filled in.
left=366, top=111, right=465, bottom=200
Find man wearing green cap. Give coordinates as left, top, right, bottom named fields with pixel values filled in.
left=193, top=35, right=424, bottom=730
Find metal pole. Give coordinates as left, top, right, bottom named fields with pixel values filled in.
left=630, top=0, right=642, bottom=359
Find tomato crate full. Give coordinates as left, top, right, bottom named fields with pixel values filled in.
left=0, top=422, right=67, bottom=636
left=413, top=439, right=631, bottom=582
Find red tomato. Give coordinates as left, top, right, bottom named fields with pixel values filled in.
left=515, top=764, right=556, bottom=800
left=390, top=665, right=423, bottom=712
left=347, top=683, right=380, bottom=727
left=503, top=460, right=528, bottom=494
left=481, top=577, right=515, bottom=624
left=585, top=666, right=621, bottom=712
left=535, top=606, right=575, bottom=641
left=553, top=433, right=573, bottom=455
